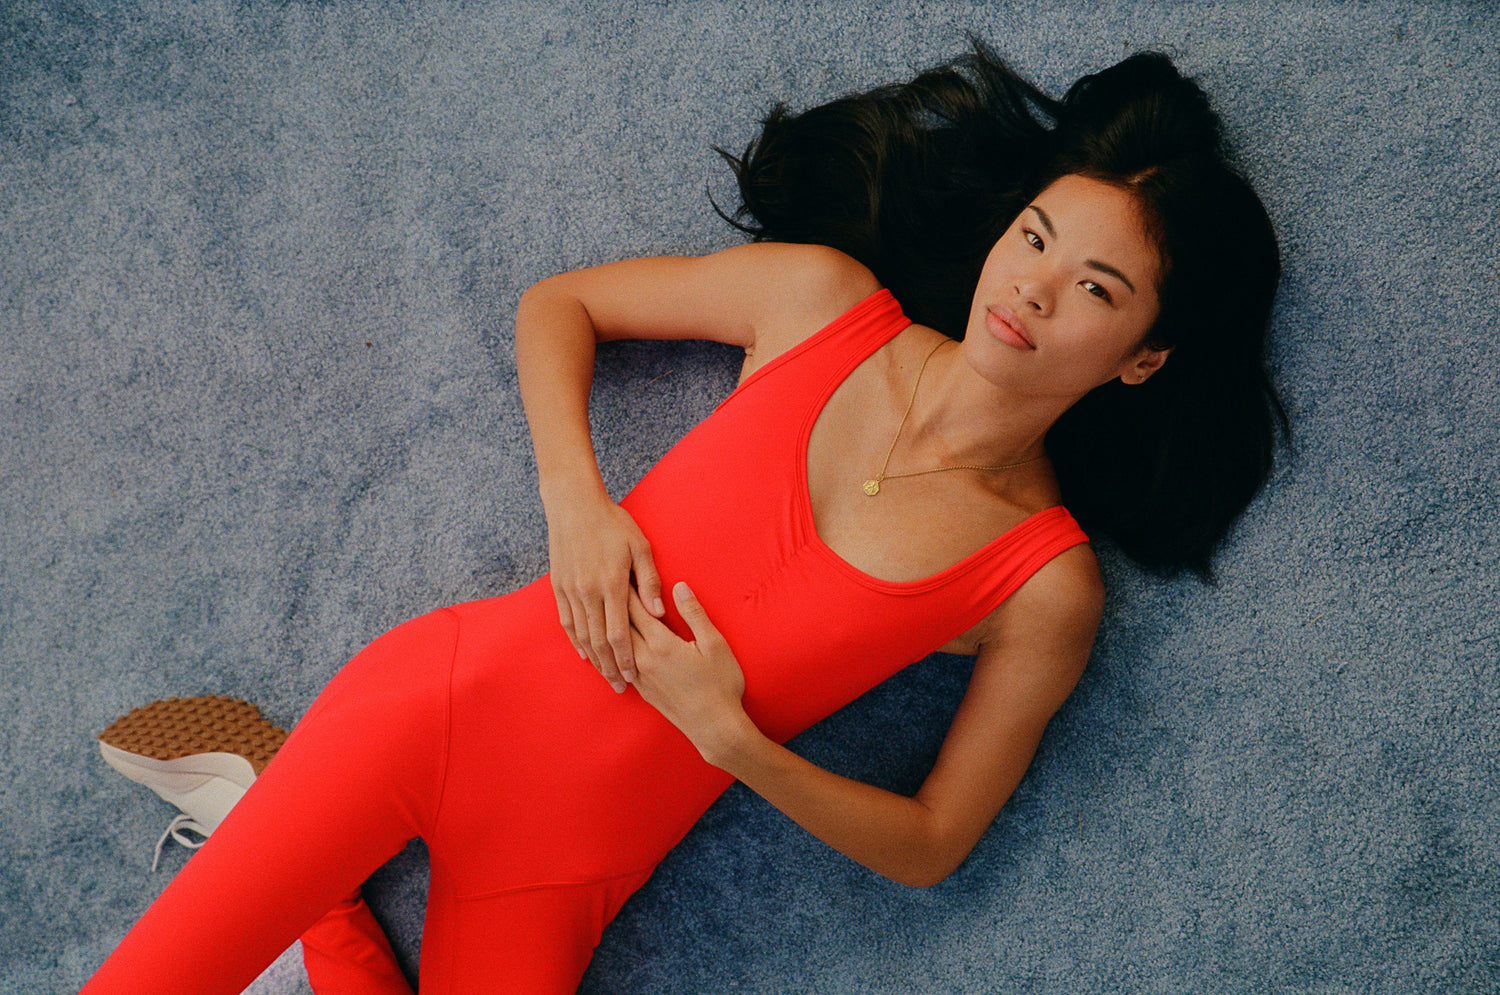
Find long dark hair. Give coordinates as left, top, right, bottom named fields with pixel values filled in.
left=715, top=41, right=1286, bottom=578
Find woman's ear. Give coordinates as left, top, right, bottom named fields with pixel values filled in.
left=1123, top=345, right=1171, bottom=385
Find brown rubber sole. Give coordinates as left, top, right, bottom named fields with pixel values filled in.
left=98, top=695, right=289, bottom=776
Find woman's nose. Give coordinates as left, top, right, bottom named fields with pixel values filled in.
left=1014, top=274, right=1053, bottom=316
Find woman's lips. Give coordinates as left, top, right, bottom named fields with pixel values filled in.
left=986, top=306, right=1036, bottom=350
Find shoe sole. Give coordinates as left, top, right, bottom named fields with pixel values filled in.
left=98, top=695, right=289, bottom=831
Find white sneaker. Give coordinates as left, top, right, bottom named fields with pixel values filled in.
left=98, top=695, right=288, bottom=869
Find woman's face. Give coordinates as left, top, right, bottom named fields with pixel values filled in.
left=963, top=174, right=1167, bottom=401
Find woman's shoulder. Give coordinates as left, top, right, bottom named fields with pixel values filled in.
left=946, top=538, right=1103, bottom=660
left=1003, top=540, right=1102, bottom=654
left=759, top=241, right=882, bottom=297
left=735, top=243, right=885, bottom=364
left=1022, top=540, right=1104, bottom=616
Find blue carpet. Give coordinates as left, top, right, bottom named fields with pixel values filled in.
left=2, top=1, right=1496, bottom=992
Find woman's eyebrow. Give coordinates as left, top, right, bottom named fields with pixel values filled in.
left=1087, top=259, right=1137, bottom=295
left=1026, top=204, right=1056, bottom=238
left=1026, top=204, right=1137, bottom=295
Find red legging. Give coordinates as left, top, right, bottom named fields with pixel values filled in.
left=300, top=896, right=413, bottom=993
left=84, top=582, right=703, bottom=994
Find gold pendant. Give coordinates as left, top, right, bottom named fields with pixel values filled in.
left=862, top=478, right=881, bottom=497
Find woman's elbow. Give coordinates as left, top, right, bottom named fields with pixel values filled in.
left=516, top=273, right=566, bottom=314
left=889, top=858, right=962, bottom=889
left=884, top=836, right=973, bottom=889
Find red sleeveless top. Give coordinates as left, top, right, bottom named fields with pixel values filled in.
left=622, top=288, right=1089, bottom=743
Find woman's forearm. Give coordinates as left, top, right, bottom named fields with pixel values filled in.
left=705, top=718, right=962, bottom=888
left=628, top=585, right=974, bottom=889
left=514, top=278, right=610, bottom=507
left=517, top=276, right=670, bottom=681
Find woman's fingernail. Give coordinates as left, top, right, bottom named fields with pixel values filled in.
left=653, top=598, right=665, bottom=615
left=622, top=669, right=637, bottom=683
left=610, top=680, right=626, bottom=694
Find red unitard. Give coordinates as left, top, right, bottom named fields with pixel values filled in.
left=83, top=289, right=1088, bottom=994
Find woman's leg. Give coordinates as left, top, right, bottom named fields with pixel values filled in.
left=416, top=868, right=654, bottom=994
left=397, top=583, right=686, bottom=993
left=390, top=581, right=719, bottom=992
left=82, top=607, right=460, bottom=994
left=97, top=694, right=415, bottom=992
left=300, top=894, right=413, bottom=994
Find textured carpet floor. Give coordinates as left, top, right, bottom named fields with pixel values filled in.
left=2, top=1, right=1496, bottom=992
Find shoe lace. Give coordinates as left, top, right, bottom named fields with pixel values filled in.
left=152, top=813, right=209, bottom=872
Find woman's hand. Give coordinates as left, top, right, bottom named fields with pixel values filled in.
left=626, top=582, right=754, bottom=764
left=516, top=247, right=875, bottom=695
left=545, top=489, right=665, bottom=693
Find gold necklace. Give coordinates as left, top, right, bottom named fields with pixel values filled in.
left=861, top=339, right=1045, bottom=497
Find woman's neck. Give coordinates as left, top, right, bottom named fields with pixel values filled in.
left=902, top=340, right=1072, bottom=469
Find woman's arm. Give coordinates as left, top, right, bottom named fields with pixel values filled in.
left=626, top=546, right=1103, bottom=887
left=515, top=244, right=879, bottom=690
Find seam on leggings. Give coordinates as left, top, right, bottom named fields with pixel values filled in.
left=457, top=864, right=659, bottom=902
left=428, top=606, right=461, bottom=835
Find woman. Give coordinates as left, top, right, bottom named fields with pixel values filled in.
left=84, top=44, right=1283, bottom=994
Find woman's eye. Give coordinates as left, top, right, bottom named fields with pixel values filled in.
left=1082, top=281, right=1112, bottom=302
left=1023, top=230, right=1044, bottom=250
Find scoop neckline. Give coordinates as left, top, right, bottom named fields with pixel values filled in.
left=789, top=291, right=1068, bottom=594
